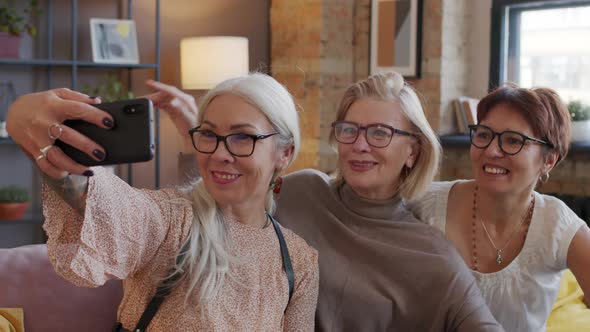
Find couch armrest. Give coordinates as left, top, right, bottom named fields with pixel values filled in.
left=0, top=244, right=123, bottom=332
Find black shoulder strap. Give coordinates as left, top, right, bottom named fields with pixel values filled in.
left=128, top=216, right=295, bottom=332
left=269, top=214, right=295, bottom=302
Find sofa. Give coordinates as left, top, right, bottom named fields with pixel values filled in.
left=1, top=244, right=588, bottom=332
left=0, top=244, right=123, bottom=332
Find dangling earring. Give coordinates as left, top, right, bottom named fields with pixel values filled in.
left=271, top=176, right=283, bottom=194
left=540, top=172, right=550, bottom=183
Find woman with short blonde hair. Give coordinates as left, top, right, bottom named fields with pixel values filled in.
left=330, top=72, right=441, bottom=200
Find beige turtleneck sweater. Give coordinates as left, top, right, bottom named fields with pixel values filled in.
left=275, top=169, right=502, bottom=332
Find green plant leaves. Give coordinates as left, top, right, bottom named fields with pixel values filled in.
left=81, top=74, right=135, bottom=102
left=0, top=0, right=41, bottom=37
left=567, top=100, right=590, bottom=122
left=0, top=185, right=28, bottom=203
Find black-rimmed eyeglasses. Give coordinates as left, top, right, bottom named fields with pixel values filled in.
left=468, top=124, right=552, bottom=155
left=332, top=121, right=416, bottom=148
left=189, top=126, right=278, bottom=157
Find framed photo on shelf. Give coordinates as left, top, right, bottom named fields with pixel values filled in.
left=90, top=18, right=139, bottom=64
left=370, top=0, right=423, bottom=78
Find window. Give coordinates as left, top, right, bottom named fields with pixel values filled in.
left=490, top=0, right=590, bottom=103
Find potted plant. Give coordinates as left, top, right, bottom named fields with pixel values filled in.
left=0, top=185, right=29, bottom=220
left=81, top=74, right=135, bottom=102
left=568, top=100, right=590, bottom=142
left=0, top=0, right=42, bottom=58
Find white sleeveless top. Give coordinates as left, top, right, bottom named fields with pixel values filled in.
left=409, top=180, right=586, bottom=332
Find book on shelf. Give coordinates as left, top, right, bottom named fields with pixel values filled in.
left=454, top=96, right=480, bottom=134
left=454, top=99, right=468, bottom=134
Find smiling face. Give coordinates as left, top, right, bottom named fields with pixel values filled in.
left=196, top=93, right=291, bottom=211
left=470, top=104, right=556, bottom=196
left=337, top=97, right=418, bottom=200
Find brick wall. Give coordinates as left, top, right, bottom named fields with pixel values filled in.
left=271, top=0, right=450, bottom=172
left=270, top=0, right=322, bottom=171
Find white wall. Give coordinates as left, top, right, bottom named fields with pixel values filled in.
left=466, top=0, right=492, bottom=99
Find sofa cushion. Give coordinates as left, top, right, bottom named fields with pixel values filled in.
left=0, top=244, right=123, bottom=332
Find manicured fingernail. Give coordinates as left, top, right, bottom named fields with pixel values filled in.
left=103, top=118, right=114, bottom=128
left=83, top=170, right=94, bottom=177
left=89, top=96, right=97, bottom=99
left=92, top=149, right=105, bottom=161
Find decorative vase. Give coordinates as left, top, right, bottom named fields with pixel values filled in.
left=0, top=32, right=21, bottom=58
left=0, top=202, right=29, bottom=220
left=570, top=120, right=590, bottom=142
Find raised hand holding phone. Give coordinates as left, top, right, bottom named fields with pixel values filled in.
left=6, top=88, right=113, bottom=178
left=55, top=98, right=155, bottom=166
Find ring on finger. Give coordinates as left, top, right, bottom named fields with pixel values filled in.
left=35, top=144, right=55, bottom=162
left=48, top=123, right=64, bottom=140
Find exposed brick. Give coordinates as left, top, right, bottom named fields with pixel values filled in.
left=273, top=0, right=449, bottom=172
left=551, top=159, right=573, bottom=180
left=574, top=160, right=590, bottom=180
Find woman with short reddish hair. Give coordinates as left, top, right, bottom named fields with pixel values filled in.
left=411, top=83, right=590, bottom=332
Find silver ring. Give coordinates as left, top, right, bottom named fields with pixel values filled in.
left=48, top=123, right=63, bottom=140
left=35, top=144, right=54, bottom=162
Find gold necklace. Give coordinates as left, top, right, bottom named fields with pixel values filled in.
left=471, top=185, right=534, bottom=270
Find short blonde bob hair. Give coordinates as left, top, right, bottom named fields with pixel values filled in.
left=330, top=72, right=441, bottom=200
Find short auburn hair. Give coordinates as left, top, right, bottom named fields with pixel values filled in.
left=477, top=83, right=571, bottom=163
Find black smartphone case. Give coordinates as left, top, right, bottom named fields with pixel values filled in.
left=55, top=98, right=155, bottom=166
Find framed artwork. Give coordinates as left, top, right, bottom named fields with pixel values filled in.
left=370, top=0, right=423, bottom=78
left=90, top=18, right=139, bottom=64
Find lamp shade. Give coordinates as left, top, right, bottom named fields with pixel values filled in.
left=180, top=36, right=249, bottom=90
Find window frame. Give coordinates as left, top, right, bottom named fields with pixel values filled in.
left=489, top=0, right=590, bottom=91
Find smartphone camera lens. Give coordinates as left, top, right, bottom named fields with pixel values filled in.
left=124, top=104, right=142, bottom=115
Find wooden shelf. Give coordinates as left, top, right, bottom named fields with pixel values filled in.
left=0, top=58, right=158, bottom=69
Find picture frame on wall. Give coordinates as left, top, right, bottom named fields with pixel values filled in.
left=370, top=0, right=423, bottom=78
left=90, top=18, right=139, bottom=64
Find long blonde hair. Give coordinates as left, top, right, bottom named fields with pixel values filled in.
left=330, top=72, right=441, bottom=200
left=171, top=73, right=300, bottom=304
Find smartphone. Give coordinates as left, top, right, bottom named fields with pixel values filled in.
left=55, top=98, right=155, bottom=166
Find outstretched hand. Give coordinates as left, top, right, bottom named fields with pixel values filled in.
left=144, top=80, right=198, bottom=149
left=6, top=89, right=113, bottom=178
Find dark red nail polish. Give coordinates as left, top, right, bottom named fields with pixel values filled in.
left=83, top=170, right=94, bottom=177
left=93, top=149, right=105, bottom=161
left=103, top=118, right=114, bottom=128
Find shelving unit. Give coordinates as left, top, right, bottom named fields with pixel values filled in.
left=0, top=0, right=161, bottom=247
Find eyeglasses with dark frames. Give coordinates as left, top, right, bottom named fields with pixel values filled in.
left=468, top=124, right=552, bottom=155
left=331, top=120, right=416, bottom=148
left=188, top=126, right=278, bottom=157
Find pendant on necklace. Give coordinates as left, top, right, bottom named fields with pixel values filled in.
left=496, top=251, right=503, bottom=265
